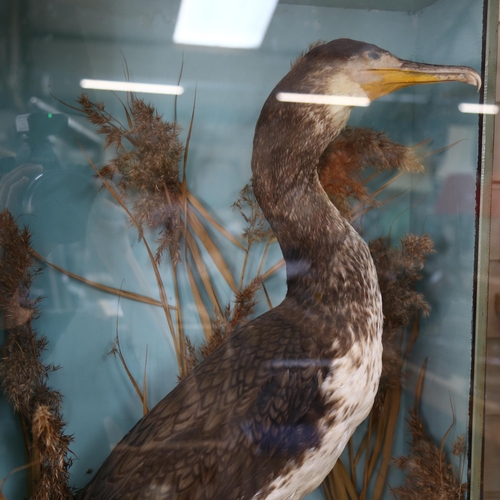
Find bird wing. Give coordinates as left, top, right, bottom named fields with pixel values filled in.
left=80, top=304, right=332, bottom=500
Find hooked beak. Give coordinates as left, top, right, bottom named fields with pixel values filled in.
left=360, top=59, right=481, bottom=101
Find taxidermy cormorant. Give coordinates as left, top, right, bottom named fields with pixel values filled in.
left=79, top=39, right=480, bottom=500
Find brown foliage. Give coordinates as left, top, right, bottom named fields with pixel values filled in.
left=392, top=411, right=466, bottom=499
left=370, top=234, right=434, bottom=394
left=232, top=184, right=273, bottom=246
left=182, top=183, right=272, bottom=376
left=31, top=405, right=74, bottom=500
left=318, top=127, right=424, bottom=218
left=0, top=210, right=38, bottom=330
left=0, top=210, right=73, bottom=500
left=77, top=94, right=184, bottom=264
left=184, top=276, right=263, bottom=375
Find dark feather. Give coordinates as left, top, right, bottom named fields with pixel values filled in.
left=79, top=302, right=337, bottom=500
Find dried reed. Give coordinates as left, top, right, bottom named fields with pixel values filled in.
left=391, top=363, right=467, bottom=499
left=74, top=90, right=242, bottom=378
left=0, top=210, right=73, bottom=500
left=318, top=127, right=424, bottom=219
left=182, top=185, right=270, bottom=375
left=77, top=94, right=183, bottom=265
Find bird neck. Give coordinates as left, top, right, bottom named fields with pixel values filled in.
left=251, top=99, right=361, bottom=307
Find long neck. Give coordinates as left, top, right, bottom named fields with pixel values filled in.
left=252, top=97, right=367, bottom=306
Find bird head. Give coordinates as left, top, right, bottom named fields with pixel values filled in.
left=282, top=38, right=481, bottom=104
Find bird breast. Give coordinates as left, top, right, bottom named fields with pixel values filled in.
left=255, top=248, right=383, bottom=500
left=254, top=339, right=383, bottom=500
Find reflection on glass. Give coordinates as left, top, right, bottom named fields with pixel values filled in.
left=79, top=79, right=184, bottom=95
left=173, top=0, right=279, bottom=48
left=276, top=92, right=371, bottom=107
left=458, top=102, right=499, bottom=114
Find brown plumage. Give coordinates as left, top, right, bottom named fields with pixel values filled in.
left=78, top=39, right=479, bottom=500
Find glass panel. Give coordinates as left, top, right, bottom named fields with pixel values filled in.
left=0, top=0, right=491, bottom=499
left=484, top=7, right=500, bottom=499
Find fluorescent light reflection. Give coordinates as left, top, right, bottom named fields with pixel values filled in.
left=277, top=92, right=370, bottom=107
left=458, top=103, right=499, bottom=115
left=80, top=79, right=184, bottom=96
left=173, top=0, right=278, bottom=49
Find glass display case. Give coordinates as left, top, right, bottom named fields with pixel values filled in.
left=0, top=0, right=497, bottom=499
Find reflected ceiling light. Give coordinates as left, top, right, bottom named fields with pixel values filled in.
left=79, top=79, right=184, bottom=95
left=458, top=103, right=499, bottom=114
left=173, top=0, right=278, bottom=49
left=276, top=92, right=370, bottom=107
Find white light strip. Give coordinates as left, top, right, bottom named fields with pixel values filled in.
left=80, top=79, right=184, bottom=95
left=458, top=103, right=499, bottom=115
left=276, top=92, right=370, bottom=107
left=173, top=0, right=279, bottom=49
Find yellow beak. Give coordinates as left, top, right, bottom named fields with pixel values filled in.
left=360, top=60, right=481, bottom=101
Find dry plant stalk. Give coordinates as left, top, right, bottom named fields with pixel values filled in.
left=75, top=91, right=241, bottom=378
left=77, top=94, right=183, bottom=265
left=184, top=275, right=264, bottom=374
left=183, top=184, right=271, bottom=375
left=391, top=363, right=467, bottom=499
left=370, top=234, right=434, bottom=395
left=75, top=90, right=275, bottom=383
left=318, top=127, right=424, bottom=219
left=0, top=210, right=73, bottom=500
left=108, top=294, right=149, bottom=415
left=392, top=414, right=466, bottom=499
left=232, top=184, right=273, bottom=288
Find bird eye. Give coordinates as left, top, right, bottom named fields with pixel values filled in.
left=367, top=51, right=381, bottom=60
